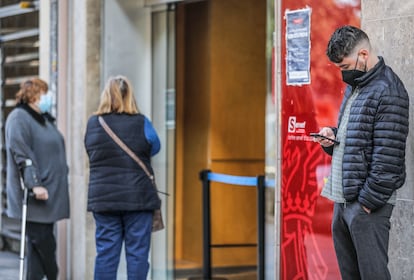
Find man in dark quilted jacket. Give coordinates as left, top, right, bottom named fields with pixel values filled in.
left=313, top=25, right=409, bottom=280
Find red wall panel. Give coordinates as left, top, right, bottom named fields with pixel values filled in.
left=279, top=1, right=360, bottom=279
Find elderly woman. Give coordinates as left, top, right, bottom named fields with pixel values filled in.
left=84, top=76, right=161, bottom=280
left=5, top=78, right=70, bottom=280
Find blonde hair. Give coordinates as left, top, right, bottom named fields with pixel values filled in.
left=95, top=76, right=139, bottom=115
left=16, top=78, right=48, bottom=104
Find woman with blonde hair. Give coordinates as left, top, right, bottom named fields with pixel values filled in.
left=5, top=78, right=70, bottom=279
left=84, top=76, right=161, bottom=279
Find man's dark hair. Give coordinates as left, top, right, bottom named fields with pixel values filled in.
left=326, top=25, right=370, bottom=63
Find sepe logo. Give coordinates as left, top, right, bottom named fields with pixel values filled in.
left=288, top=116, right=296, bottom=132
left=288, top=116, right=306, bottom=133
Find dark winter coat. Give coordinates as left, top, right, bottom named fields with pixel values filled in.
left=324, top=57, right=409, bottom=211
left=84, top=113, right=161, bottom=212
left=5, top=104, right=70, bottom=223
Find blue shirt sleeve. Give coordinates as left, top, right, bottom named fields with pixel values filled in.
left=144, top=117, right=161, bottom=156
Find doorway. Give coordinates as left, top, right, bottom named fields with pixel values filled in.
left=174, top=0, right=267, bottom=277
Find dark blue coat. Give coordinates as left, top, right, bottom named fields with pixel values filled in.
left=84, top=113, right=161, bottom=212
left=324, top=57, right=409, bottom=211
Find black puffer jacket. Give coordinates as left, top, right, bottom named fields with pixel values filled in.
left=324, top=57, right=409, bottom=211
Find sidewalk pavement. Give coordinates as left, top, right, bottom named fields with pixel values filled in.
left=0, top=249, right=257, bottom=280
left=0, top=249, right=258, bottom=280
left=0, top=249, right=19, bottom=280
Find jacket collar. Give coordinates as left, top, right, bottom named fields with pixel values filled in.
left=17, top=103, right=46, bottom=125
left=355, top=56, right=385, bottom=88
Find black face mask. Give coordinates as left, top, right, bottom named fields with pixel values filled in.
left=341, top=56, right=366, bottom=87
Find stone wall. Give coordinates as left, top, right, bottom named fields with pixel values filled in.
left=65, top=0, right=102, bottom=279
left=362, top=1, right=414, bottom=277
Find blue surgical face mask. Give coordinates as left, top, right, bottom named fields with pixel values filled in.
left=38, top=92, right=53, bottom=113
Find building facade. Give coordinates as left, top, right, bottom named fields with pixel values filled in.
left=0, top=0, right=412, bottom=279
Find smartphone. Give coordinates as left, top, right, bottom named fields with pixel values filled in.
left=310, top=133, right=340, bottom=145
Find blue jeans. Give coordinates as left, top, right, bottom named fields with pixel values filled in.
left=332, top=201, right=393, bottom=280
left=93, top=211, right=153, bottom=280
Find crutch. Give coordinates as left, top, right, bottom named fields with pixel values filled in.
left=19, top=185, right=29, bottom=280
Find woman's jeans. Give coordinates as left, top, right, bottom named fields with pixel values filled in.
left=93, top=211, right=153, bottom=280
left=26, top=222, right=58, bottom=280
left=332, top=201, right=393, bottom=280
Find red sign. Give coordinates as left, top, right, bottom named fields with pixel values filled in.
left=278, top=0, right=360, bottom=279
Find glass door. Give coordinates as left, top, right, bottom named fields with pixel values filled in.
left=150, top=4, right=176, bottom=280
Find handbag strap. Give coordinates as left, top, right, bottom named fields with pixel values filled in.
left=98, top=116, right=154, bottom=182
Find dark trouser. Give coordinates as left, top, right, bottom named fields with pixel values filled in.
left=93, top=211, right=153, bottom=280
left=26, top=222, right=58, bottom=280
left=332, top=201, right=393, bottom=280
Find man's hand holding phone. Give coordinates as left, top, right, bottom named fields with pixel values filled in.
left=310, top=127, right=339, bottom=146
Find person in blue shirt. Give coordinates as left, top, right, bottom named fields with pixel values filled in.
left=84, top=76, right=161, bottom=280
